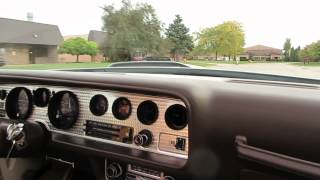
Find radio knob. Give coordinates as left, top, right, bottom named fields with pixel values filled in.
left=164, top=176, right=175, bottom=180
left=134, top=129, right=153, bottom=147
left=106, top=163, right=123, bottom=178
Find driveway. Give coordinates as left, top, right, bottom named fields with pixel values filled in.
left=210, top=63, right=320, bottom=80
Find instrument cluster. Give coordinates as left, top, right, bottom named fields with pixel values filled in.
left=0, top=85, right=189, bottom=158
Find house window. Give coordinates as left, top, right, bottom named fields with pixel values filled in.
left=252, top=57, right=259, bottom=60
left=12, top=50, right=16, bottom=56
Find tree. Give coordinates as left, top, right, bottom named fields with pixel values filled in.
left=283, top=38, right=292, bottom=61
left=195, top=27, right=219, bottom=59
left=165, top=15, right=194, bottom=60
left=102, top=0, right=162, bottom=61
left=283, top=38, right=302, bottom=62
left=215, top=21, right=245, bottom=60
left=300, top=41, right=320, bottom=64
left=58, top=38, right=99, bottom=62
left=195, top=21, right=245, bottom=61
left=87, top=41, right=100, bottom=61
left=156, top=38, right=174, bottom=56
left=290, top=46, right=301, bottom=62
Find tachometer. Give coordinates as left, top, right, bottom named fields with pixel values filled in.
left=48, top=91, right=79, bottom=129
left=5, top=87, right=33, bottom=121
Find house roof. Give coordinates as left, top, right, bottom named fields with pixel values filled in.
left=244, top=45, right=282, bottom=56
left=88, top=30, right=107, bottom=46
left=0, top=18, right=63, bottom=45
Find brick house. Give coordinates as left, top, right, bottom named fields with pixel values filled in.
left=238, top=45, right=283, bottom=61
left=58, top=30, right=107, bottom=62
left=0, top=18, right=63, bottom=65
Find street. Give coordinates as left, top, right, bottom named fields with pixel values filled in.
left=211, top=63, right=320, bottom=80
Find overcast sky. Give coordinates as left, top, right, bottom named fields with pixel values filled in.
left=1, top=0, right=319, bottom=49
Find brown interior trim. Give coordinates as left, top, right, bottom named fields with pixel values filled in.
left=235, top=135, right=320, bottom=179
left=51, top=132, right=187, bottom=169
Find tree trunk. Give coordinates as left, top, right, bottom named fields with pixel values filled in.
left=76, top=55, right=79, bottom=63
left=91, top=55, right=95, bottom=62
left=215, top=51, right=218, bottom=60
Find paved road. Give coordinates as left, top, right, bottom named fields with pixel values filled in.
left=210, top=63, right=320, bottom=80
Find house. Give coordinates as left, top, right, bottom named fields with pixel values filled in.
left=59, top=30, right=107, bottom=63
left=0, top=18, right=63, bottom=65
left=238, top=45, right=283, bottom=61
left=88, top=30, right=107, bottom=47
left=88, top=30, right=108, bottom=61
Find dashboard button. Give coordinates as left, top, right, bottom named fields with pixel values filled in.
left=175, top=137, right=186, bottom=151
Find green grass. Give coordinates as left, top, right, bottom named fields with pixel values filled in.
left=291, top=62, right=320, bottom=67
left=184, top=60, right=216, bottom=67
left=0, top=62, right=110, bottom=70
left=185, top=60, right=284, bottom=67
left=0, top=60, right=293, bottom=70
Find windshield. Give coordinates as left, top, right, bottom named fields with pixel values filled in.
left=0, top=0, right=320, bottom=81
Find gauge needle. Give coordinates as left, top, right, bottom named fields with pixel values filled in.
left=56, top=110, right=60, bottom=118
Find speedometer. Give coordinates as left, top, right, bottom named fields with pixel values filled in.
left=5, top=87, right=33, bottom=121
left=48, top=91, right=79, bottom=129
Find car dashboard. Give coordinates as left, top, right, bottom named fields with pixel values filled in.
left=0, top=82, right=189, bottom=179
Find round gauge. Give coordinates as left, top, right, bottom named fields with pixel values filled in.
left=5, top=87, right=33, bottom=121
left=112, top=97, right=132, bottom=120
left=90, top=94, right=108, bottom=116
left=33, top=88, right=51, bottom=107
left=137, top=100, right=158, bottom=125
left=48, top=91, right=79, bottom=129
left=165, top=104, right=188, bottom=130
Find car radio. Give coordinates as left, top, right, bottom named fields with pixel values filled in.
left=126, top=164, right=175, bottom=180
left=85, top=120, right=133, bottom=143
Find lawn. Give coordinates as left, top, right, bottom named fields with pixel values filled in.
left=184, top=60, right=217, bottom=67
left=0, top=60, right=293, bottom=70
left=185, top=60, right=283, bottom=67
left=291, top=62, right=320, bottom=67
left=184, top=60, right=250, bottom=67
left=0, top=62, right=110, bottom=70
left=0, top=61, right=219, bottom=70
